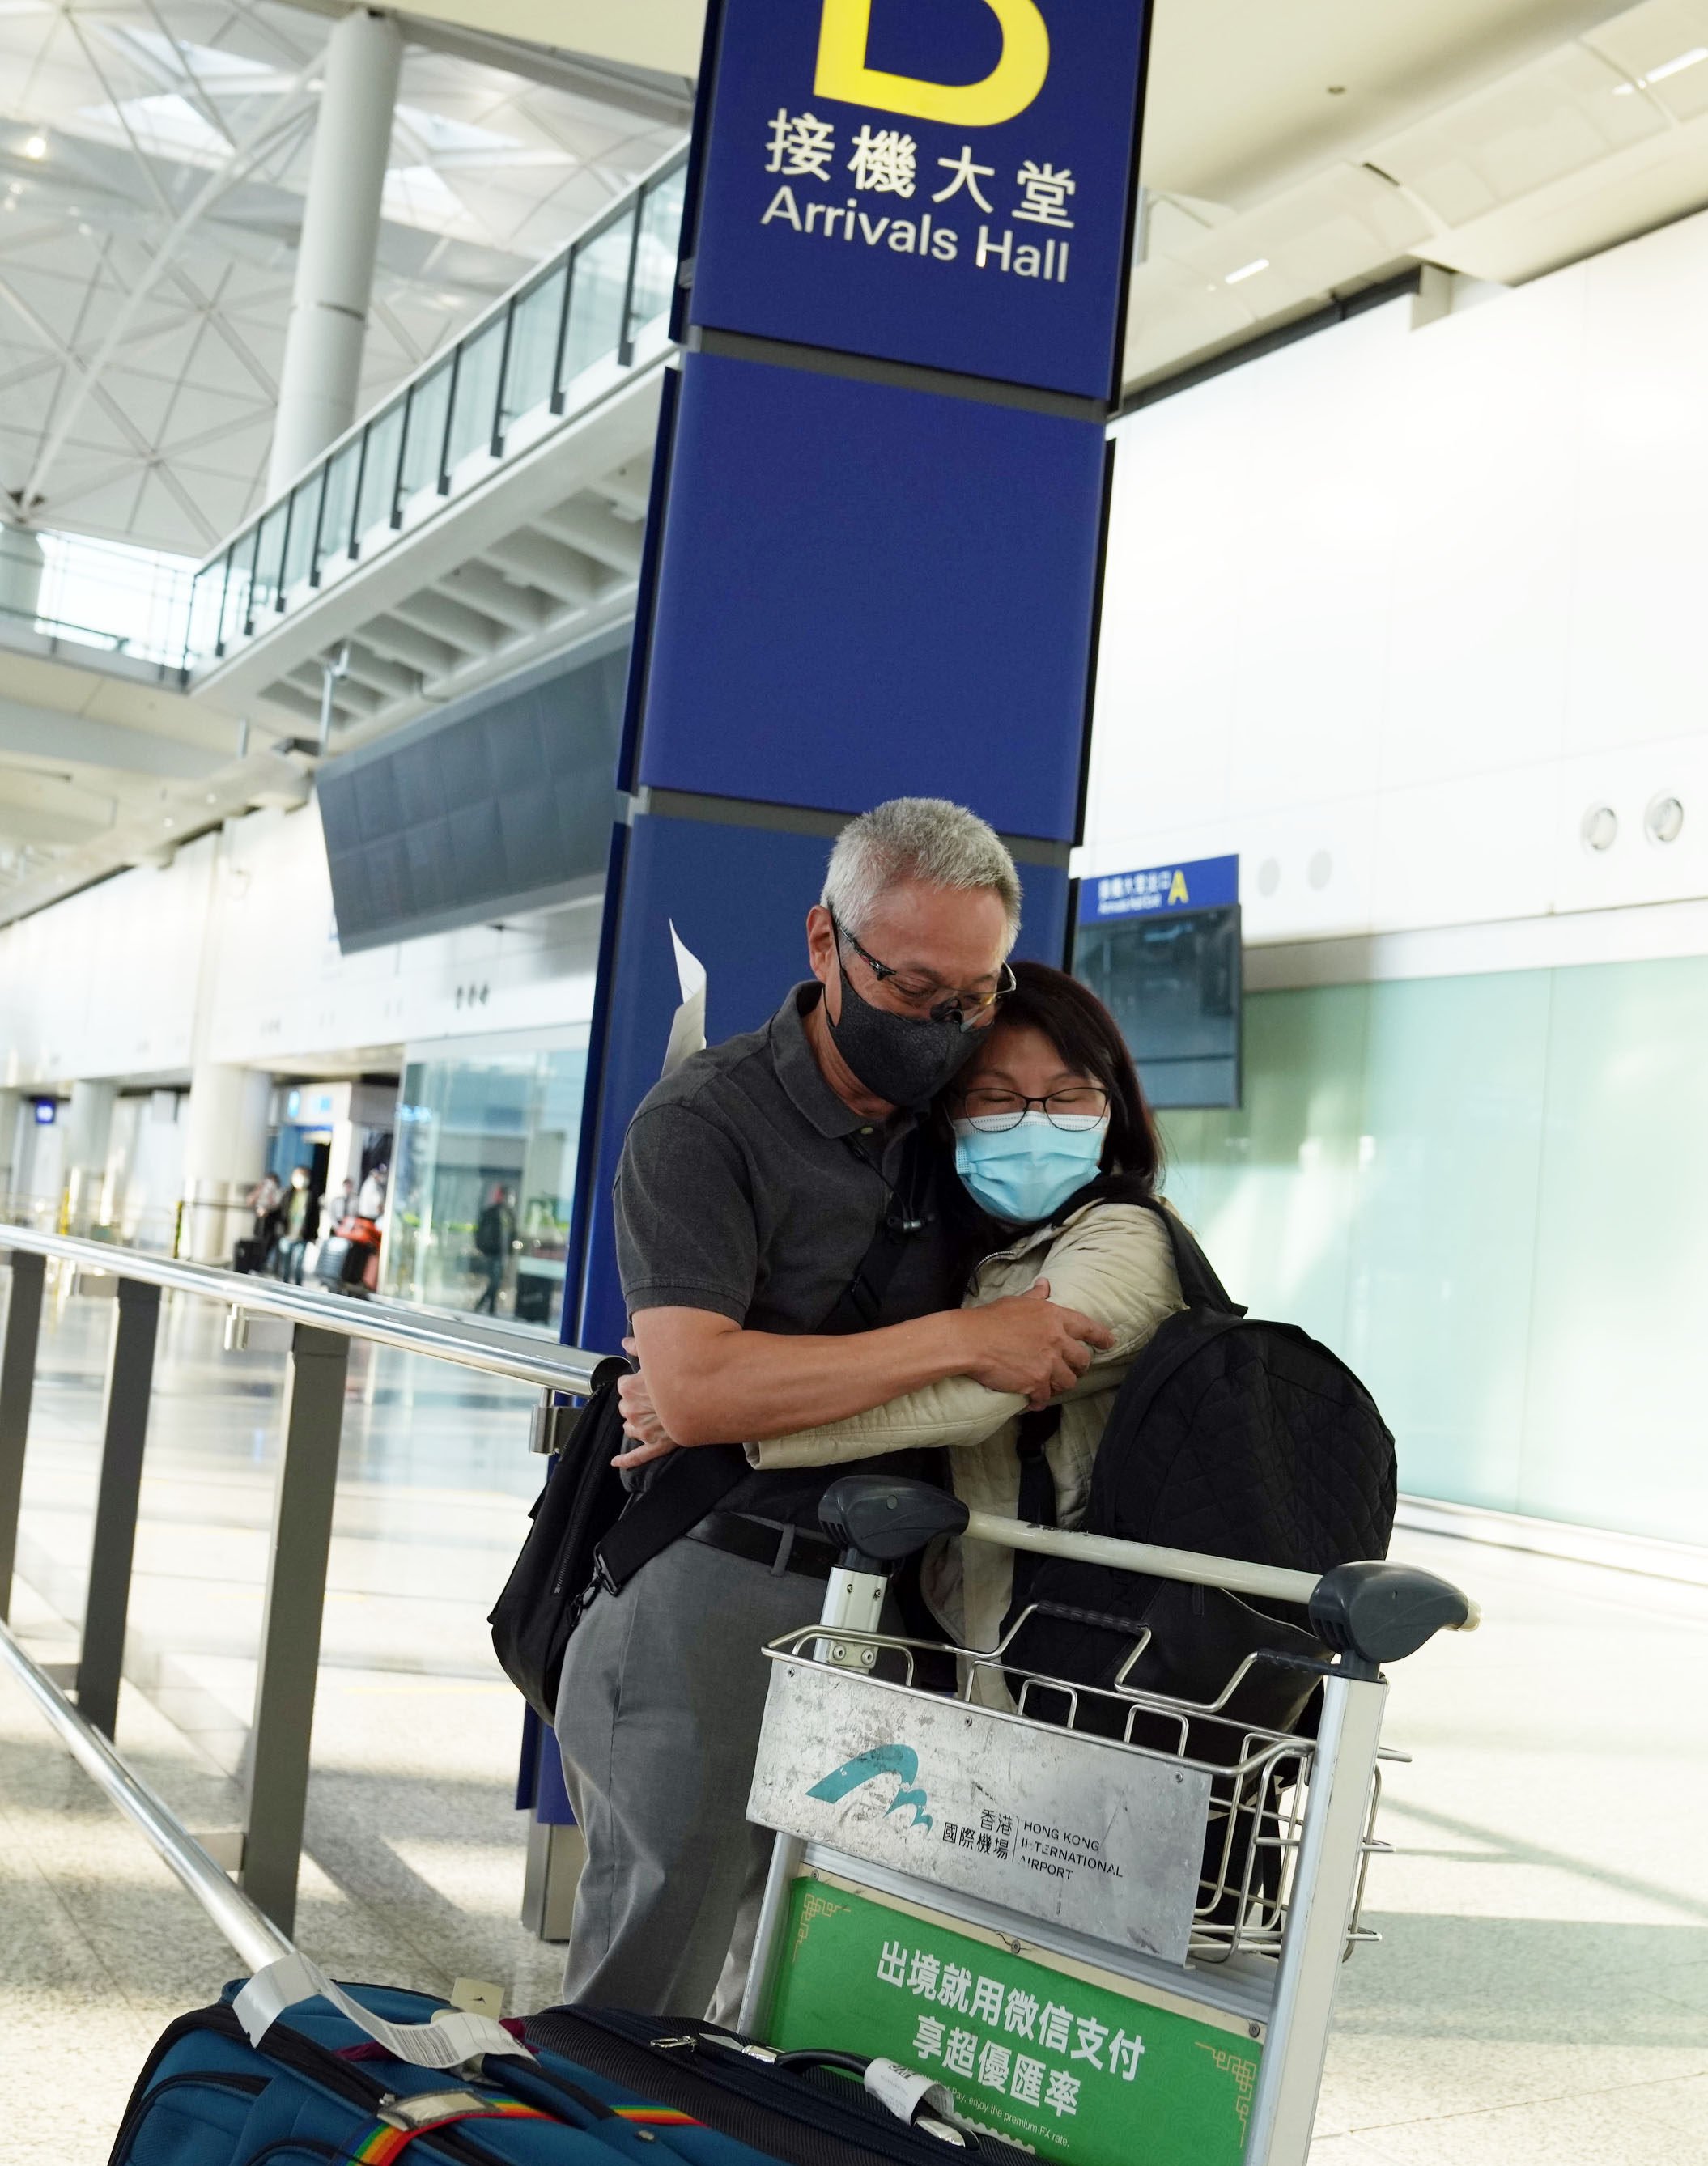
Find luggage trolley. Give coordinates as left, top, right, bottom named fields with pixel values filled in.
left=738, top=1478, right=1479, bottom=2166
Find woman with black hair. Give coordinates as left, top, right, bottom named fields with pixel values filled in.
left=741, top=958, right=1186, bottom=1674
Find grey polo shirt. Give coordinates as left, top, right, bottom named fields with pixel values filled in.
left=614, top=983, right=966, bottom=1525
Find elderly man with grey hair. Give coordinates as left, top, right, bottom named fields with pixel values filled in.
left=554, top=796, right=1115, bottom=2019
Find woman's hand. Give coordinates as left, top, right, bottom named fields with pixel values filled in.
left=613, top=1340, right=684, bottom=1468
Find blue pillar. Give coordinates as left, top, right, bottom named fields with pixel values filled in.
left=533, top=0, right=1149, bottom=1861
left=567, top=0, right=1151, bottom=1354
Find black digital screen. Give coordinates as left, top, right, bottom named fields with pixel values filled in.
left=316, top=631, right=627, bottom=955
left=1072, top=903, right=1242, bottom=1110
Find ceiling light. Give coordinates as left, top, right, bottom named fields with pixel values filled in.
left=1646, top=46, right=1708, bottom=83
left=23, top=134, right=46, bottom=159
left=1225, top=257, right=1270, bottom=285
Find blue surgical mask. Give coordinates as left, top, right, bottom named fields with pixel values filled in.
left=952, top=1111, right=1109, bottom=1225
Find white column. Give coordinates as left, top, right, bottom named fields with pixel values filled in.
left=0, top=525, right=45, bottom=626
left=181, top=1062, right=274, bottom=1263
left=267, top=8, right=404, bottom=497
left=63, top=1080, right=117, bottom=1234
left=0, top=1089, right=20, bottom=1204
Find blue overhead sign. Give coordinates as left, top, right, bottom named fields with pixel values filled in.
left=1081, top=854, right=1240, bottom=922
left=684, top=0, right=1149, bottom=401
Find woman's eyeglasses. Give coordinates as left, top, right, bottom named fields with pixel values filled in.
left=954, top=1086, right=1111, bottom=1132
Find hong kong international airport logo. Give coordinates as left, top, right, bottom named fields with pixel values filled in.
left=809, top=1743, right=934, bottom=1830
left=761, top=0, right=1077, bottom=286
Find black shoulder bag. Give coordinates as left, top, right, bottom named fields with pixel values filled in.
left=488, top=1136, right=935, bottom=1723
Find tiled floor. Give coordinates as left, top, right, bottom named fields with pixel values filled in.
left=1, top=1286, right=1704, bottom=2163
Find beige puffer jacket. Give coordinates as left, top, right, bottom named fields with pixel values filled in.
left=747, top=1199, right=1185, bottom=1664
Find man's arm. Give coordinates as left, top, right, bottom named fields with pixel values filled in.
left=612, top=1097, right=1111, bottom=1454
left=627, top=1283, right=1113, bottom=1449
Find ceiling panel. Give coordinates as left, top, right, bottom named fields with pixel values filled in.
left=0, top=0, right=684, bottom=552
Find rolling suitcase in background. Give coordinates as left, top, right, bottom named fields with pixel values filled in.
left=232, top=1238, right=267, bottom=1275
left=313, top=1217, right=381, bottom=1293
left=111, top=1960, right=1022, bottom=2166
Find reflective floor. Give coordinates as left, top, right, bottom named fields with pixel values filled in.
left=1, top=1286, right=1705, bottom=2164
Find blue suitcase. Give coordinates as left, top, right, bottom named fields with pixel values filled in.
left=109, top=1964, right=1024, bottom=2166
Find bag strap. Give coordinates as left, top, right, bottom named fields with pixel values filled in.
left=821, top=1124, right=937, bottom=1333
left=1077, top=1175, right=1244, bottom=1316
left=594, top=1132, right=937, bottom=1593
left=1013, top=1405, right=1060, bottom=1530
left=593, top=1441, right=750, bottom=1591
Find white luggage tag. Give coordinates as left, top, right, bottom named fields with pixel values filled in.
left=234, top=1952, right=529, bottom=2070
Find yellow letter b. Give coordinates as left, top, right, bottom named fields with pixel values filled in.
left=816, top=0, right=1049, bottom=128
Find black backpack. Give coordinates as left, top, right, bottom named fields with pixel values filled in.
left=1003, top=1184, right=1396, bottom=1750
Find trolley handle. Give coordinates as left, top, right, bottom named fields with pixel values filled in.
left=818, top=1477, right=1479, bottom=1670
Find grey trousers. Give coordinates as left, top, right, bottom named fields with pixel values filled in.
left=553, top=1532, right=825, bottom=2021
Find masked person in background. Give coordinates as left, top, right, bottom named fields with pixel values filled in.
left=554, top=800, right=1116, bottom=2024
left=616, top=962, right=1185, bottom=1705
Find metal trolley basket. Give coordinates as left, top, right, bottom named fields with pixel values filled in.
left=737, top=1480, right=1478, bottom=2166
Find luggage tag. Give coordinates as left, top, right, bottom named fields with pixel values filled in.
left=236, top=1952, right=529, bottom=2072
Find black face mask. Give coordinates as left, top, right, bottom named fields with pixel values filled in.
left=827, top=959, right=984, bottom=1110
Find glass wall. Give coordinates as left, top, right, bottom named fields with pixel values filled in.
left=1158, top=955, right=1708, bottom=1545
left=386, top=1026, right=588, bottom=1332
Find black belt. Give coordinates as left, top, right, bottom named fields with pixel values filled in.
left=684, top=1511, right=841, bottom=1581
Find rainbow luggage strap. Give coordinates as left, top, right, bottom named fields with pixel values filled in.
left=347, top=2088, right=699, bottom=2161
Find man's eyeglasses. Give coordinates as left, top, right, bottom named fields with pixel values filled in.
left=833, top=914, right=1016, bottom=1030
left=954, top=1086, right=1111, bottom=1132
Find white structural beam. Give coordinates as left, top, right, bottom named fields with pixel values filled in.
left=535, top=499, right=644, bottom=577
left=361, top=616, right=461, bottom=677
left=388, top=590, right=503, bottom=658
left=389, top=0, right=703, bottom=78
left=0, top=803, right=108, bottom=847
left=267, top=10, right=405, bottom=498
left=274, top=0, right=696, bottom=122
left=0, top=699, right=224, bottom=782
left=440, top=563, right=550, bottom=633
left=483, top=531, right=597, bottom=608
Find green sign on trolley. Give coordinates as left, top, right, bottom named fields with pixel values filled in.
left=766, top=1875, right=1261, bottom=2166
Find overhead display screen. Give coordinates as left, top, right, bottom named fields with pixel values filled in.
left=1073, top=855, right=1242, bottom=1110
left=317, top=632, right=627, bottom=955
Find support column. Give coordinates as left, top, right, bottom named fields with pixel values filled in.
left=0, top=1249, right=46, bottom=1624
left=181, top=1062, right=272, bottom=1264
left=0, top=1089, right=21, bottom=1207
left=77, top=1277, right=162, bottom=1739
left=267, top=7, right=404, bottom=496
left=0, top=525, right=45, bottom=629
left=63, top=1081, right=117, bottom=1234
left=240, top=1323, right=349, bottom=1934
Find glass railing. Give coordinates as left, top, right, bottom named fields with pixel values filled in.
left=189, top=146, right=686, bottom=673
left=0, top=530, right=199, bottom=674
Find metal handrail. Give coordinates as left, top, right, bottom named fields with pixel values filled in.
left=0, top=1224, right=610, bottom=1396
left=0, top=1224, right=618, bottom=1969
left=0, top=1618, right=294, bottom=1972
